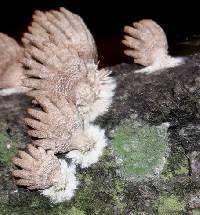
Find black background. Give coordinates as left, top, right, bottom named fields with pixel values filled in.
left=0, top=0, right=199, bottom=66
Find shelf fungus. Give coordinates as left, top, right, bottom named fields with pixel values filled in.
left=0, top=33, right=27, bottom=96
left=21, top=8, right=116, bottom=122
left=25, top=95, right=107, bottom=168
left=13, top=94, right=107, bottom=201
left=122, top=19, right=184, bottom=74
left=22, top=7, right=98, bottom=63
left=12, top=7, right=114, bottom=203
left=12, top=145, right=78, bottom=203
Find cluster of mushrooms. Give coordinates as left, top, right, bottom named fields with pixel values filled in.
left=0, top=8, right=183, bottom=203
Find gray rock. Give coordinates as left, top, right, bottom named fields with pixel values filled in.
left=189, top=191, right=200, bottom=209
left=190, top=151, right=200, bottom=186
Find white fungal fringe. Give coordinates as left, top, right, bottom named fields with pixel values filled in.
left=89, top=77, right=116, bottom=121
left=86, top=67, right=116, bottom=122
left=41, top=160, right=78, bottom=203
left=66, top=124, right=107, bottom=168
left=0, top=88, right=22, bottom=96
left=0, top=87, right=29, bottom=96
left=135, top=51, right=184, bottom=74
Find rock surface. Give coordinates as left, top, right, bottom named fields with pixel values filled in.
left=0, top=54, right=200, bottom=214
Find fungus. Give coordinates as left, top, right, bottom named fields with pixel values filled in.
left=12, top=145, right=78, bottom=203
left=122, top=19, right=183, bottom=74
left=25, top=95, right=93, bottom=154
left=22, top=7, right=98, bottom=63
left=12, top=7, right=115, bottom=202
left=25, top=95, right=107, bottom=167
left=0, top=33, right=27, bottom=95
left=21, top=8, right=116, bottom=122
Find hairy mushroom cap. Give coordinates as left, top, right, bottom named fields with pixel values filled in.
left=0, top=33, right=24, bottom=89
left=22, top=7, right=97, bottom=63
left=122, top=19, right=168, bottom=66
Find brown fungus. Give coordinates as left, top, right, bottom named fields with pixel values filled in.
left=21, top=9, right=115, bottom=121
left=12, top=145, right=62, bottom=190
left=0, top=33, right=25, bottom=91
left=22, top=7, right=98, bottom=63
left=122, top=19, right=183, bottom=74
left=25, top=95, right=93, bottom=154
left=12, top=7, right=115, bottom=200
left=123, top=19, right=168, bottom=66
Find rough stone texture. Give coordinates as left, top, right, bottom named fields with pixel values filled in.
left=0, top=54, right=200, bottom=214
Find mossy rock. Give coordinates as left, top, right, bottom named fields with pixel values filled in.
left=0, top=132, right=18, bottom=168
left=1, top=55, right=200, bottom=214
left=111, top=119, right=169, bottom=181
left=153, top=194, right=186, bottom=214
left=193, top=208, right=200, bottom=215
left=0, top=150, right=126, bottom=215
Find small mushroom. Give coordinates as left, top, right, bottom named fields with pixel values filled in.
left=123, top=19, right=183, bottom=73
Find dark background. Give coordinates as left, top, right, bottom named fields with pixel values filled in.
left=0, top=0, right=199, bottom=66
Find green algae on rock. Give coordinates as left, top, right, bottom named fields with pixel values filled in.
left=65, top=207, right=86, bottom=215
left=153, top=194, right=186, bottom=214
left=0, top=132, right=17, bottom=168
left=161, top=145, right=189, bottom=181
left=0, top=192, right=86, bottom=215
left=0, top=150, right=126, bottom=215
left=193, top=208, right=200, bottom=215
left=111, top=119, right=169, bottom=181
left=70, top=150, right=126, bottom=214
